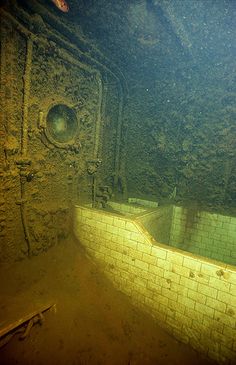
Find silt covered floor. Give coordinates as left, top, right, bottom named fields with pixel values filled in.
left=0, top=238, right=216, bottom=365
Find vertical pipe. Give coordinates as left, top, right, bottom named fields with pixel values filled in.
left=0, top=18, right=7, bottom=242
left=20, top=36, right=33, bottom=256
left=0, top=23, right=7, bottom=158
left=91, top=74, right=103, bottom=207
left=93, top=74, right=103, bottom=159
left=22, top=36, right=33, bottom=157
left=19, top=178, right=31, bottom=256
left=114, top=84, right=124, bottom=188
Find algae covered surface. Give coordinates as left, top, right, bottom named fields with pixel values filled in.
left=1, top=0, right=236, bottom=260
left=77, top=0, right=236, bottom=209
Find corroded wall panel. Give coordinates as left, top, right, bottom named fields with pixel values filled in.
left=0, top=13, right=102, bottom=260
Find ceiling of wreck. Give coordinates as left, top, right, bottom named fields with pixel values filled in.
left=76, top=0, right=236, bottom=69
left=16, top=0, right=236, bottom=86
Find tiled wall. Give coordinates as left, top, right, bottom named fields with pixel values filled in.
left=74, top=203, right=236, bottom=364
left=128, top=197, right=159, bottom=208
left=136, top=205, right=173, bottom=244
left=108, top=201, right=146, bottom=215
left=170, top=206, right=236, bottom=266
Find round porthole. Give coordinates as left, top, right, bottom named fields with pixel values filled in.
left=45, top=104, right=78, bottom=147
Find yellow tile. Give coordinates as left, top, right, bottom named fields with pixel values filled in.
left=198, top=282, right=218, bottom=299
left=172, top=283, right=188, bottom=296
left=133, top=276, right=148, bottom=288
left=135, top=259, right=149, bottom=271
left=157, top=258, right=171, bottom=270
left=164, top=270, right=180, bottom=284
left=102, top=215, right=114, bottom=225
left=185, top=307, right=203, bottom=323
left=175, top=311, right=193, bottom=328
left=149, top=264, right=164, bottom=278
left=223, top=324, right=236, bottom=341
left=195, top=302, right=215, bottom=318
left=206, top=297, right=227, bottom=313
left=209, top=276, right=231, bottom=292
left=169, top=298, right=185, bottom=314
left=214, top=310, right=236, bottom=328
left=142, top=253, right=157, bottom=265
left=161, top=287, right=178, bottom=301
left=147, top=280, right=159, bottom=292
left=188, top=288, right=206, bottom=304
left=137, top=242, right=152, bottom=255
left=217, top=291, right=235, bottom=306
left=131, top=232, right=141, bottom=242
left=171, top=263, right=190, bottom=278
left=230, top=283, right=236, bottom=295
left=183, top=257, right=201, bottom=271
left=178, top=295, right=195, bottom=309
left=128, top=249, right=141, bottom=261
left=203, top=317, right=224, bottom=335
left=180, top=277, right=198, bottom=291
left=106, top=224, right=118, bottom=234
left=125, top=221, right=137, bottom=232
left=151, top=246, right=167, bottom=260
left=167, top=251, right=184, bottom=266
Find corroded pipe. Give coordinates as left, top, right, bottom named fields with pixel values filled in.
left=20, top=34, right=33, bottom=257
left=1, top=9, right=33, bottom=256
left=114, top=84, right=124, bottom=189
left=22, top=36, right=33, bottom=157
left=19, top=174, right=31, bottom=256
left=94, top=75, right=103, bottom=159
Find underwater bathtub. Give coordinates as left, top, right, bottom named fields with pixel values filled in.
left=151, top=205, right=236, bottom=267
left=73, top=198, right=236, bottom=363
left=87, top=200, right=149, bottom=216
left=107, top=201, right=236, bottom=267
left=75, top=199, right=236, bottom=268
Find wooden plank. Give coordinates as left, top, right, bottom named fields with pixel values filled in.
left=0, top=302, right=56, bottom=338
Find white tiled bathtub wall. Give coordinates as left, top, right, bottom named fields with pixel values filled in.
left=108, top=201, right=146, bottom=215
left=170, top=206, right=236, bottom=266
left=136, top=205, right=173, bottom=244
left=128, top=197, right=159, bottom=208
left=74, top=203, right=236, bottom=364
